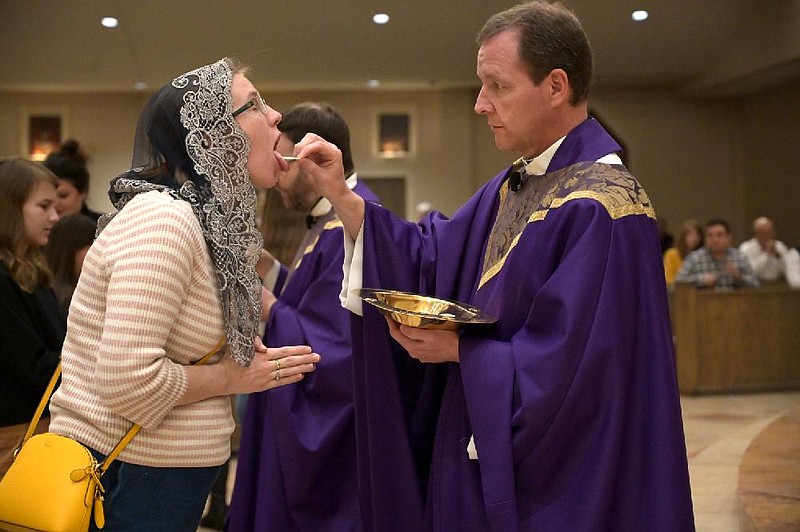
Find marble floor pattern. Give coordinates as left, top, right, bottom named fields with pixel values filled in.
left=199, top=390, right=800, bottom=532
left=683, top=390, right=800, bottom=532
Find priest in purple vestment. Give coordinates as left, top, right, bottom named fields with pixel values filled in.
left=228, top=104, right=378, bottom=531
left=292, top=2, right=695, bottom=531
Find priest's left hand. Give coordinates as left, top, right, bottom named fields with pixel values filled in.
left=386, top=317, right=460, bottom=363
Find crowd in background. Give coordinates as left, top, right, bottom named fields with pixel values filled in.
left=661, top=216, right=800, bottom=290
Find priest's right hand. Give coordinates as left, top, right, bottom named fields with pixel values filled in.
left=294, top=133, right=347, bottom=201
left=295, top=132, right=366, bottom=241
left=385, top=317, right=460, bottom=363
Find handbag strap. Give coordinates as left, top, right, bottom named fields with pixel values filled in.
left=21, top=362, right=63, bottom=444
left=21, top=335, right=228, bottom=471
left=98, top=335, right=226, bottom=472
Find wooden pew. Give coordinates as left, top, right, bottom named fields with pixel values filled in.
left=670, top=284, right=800, bottom=394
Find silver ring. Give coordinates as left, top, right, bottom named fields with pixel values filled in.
left=274, top=369, right=281, bottom=381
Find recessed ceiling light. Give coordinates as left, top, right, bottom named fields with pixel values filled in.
left=367, top=79, right=381, bottom=88
left=372, top=13, right=390, bottom=25
left=101, top=17, right=119, bottom=28
left=631, top=10, right=649, bottom=22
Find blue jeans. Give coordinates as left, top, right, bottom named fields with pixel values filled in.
left=87, top=446, right=221, bottom=532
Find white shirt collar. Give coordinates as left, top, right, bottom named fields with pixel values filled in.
left=519, top=137, right=622, bottom=176
left=311, top=172, right=358, bottom=217
left=522, top=136, right=566, bottom=176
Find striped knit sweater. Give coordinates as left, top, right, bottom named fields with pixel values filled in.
left=50, top=191, right=233, bottom=467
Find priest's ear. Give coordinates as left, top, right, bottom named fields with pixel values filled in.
left=546, top=68, right=571, bottom=107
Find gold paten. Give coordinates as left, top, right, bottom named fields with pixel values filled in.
left=357, top=288, right=497, bottom=330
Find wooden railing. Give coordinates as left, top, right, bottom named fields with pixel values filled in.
left=670, top=284, right=800, bottom=394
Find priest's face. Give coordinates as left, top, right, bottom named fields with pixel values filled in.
left=474, top=29, right=557, bottom=159
left=275, top=135, right=320, bottom=213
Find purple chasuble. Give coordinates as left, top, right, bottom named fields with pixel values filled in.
left=351, top=118, right=695, bottom=531
left=228, top=181, right=378, bottom=532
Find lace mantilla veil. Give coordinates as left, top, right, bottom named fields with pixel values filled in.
left=98, top=58, right=263, bottom=366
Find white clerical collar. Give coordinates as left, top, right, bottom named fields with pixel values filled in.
left=311, top=172, right=358, bottom=217
left=522, top=136, right=566, bottom=176
left=516, top=139, right=622, bottom=176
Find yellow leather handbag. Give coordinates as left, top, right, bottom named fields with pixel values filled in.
left=0, top=338, right=224, bottom=531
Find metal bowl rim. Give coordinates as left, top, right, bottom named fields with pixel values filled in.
left=356, top=288, right=497, bottom=325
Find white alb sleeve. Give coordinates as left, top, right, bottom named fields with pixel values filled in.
left=340, top=223, right=365, bottom=316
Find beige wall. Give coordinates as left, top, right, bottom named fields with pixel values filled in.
left=741, top=85, right=800, bottom=248
left=589, top=84, right=800, bottom=246
left=1, top=84, right=798, bottom=245
left=0, top=91, right=148, bottom=215
left=591, top=89, right=748, bottom=239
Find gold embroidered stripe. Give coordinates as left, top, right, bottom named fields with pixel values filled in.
left=478, top=192, right=655, bottom=290
left=293, top=219, right=345, bottom=270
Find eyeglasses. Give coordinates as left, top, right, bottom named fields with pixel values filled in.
left=232, top=96, right=269, bottom=118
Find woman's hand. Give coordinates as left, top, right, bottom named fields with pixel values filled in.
left=179, top=338, right=320, bottom=405
left=222, top=338, right=319, bottom=394
left=260, top=342, right=320, bottom=391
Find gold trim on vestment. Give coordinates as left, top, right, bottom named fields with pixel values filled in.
left=293, top=219, right=344, bottom=271
left=477, top=164, right=656, bottom=290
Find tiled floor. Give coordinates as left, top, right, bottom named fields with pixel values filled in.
left=200, top=390, right=800, bottom=531
left=682, top=390, right=800, bottom=532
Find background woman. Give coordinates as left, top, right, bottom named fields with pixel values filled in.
left=44, top=213, right=97, bottom=319
left=664, top=218, right=704, bottom=286
left=49, top=58, right=319, bottom=531
left=0, top=158, right=62, bottom=478
left=44, top=139, right=103, bottom=220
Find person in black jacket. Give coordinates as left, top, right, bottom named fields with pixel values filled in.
left=0, top=158, right=64, bottom=478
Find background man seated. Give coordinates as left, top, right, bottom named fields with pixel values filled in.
left=739, top=216, right=800, bottom=288
left=676, top=218, right=759, bottom=289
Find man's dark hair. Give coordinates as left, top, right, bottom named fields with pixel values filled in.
left=476, top=1, right=592, bottom=105
left=705, top=218, right=731, bottom=234
left=279, top=103, right=354, bottom=176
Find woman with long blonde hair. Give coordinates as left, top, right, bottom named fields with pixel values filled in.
left=0, top=158, right=62, bottom=478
